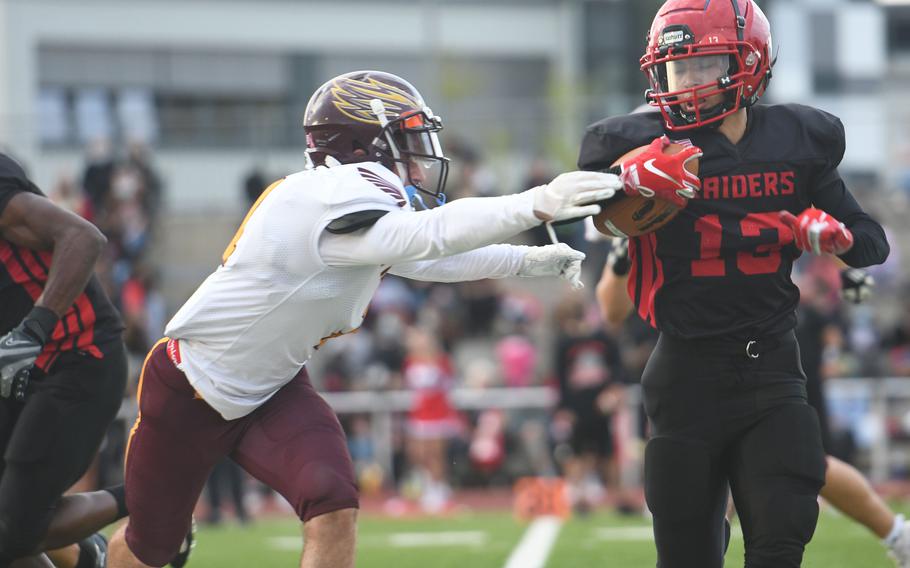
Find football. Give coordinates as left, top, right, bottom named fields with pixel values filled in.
left=592, top=142, right=699, bottom=238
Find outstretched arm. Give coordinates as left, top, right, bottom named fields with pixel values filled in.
left=388, top=244, right=524, bottom=282
left=319, top=171, right=620, bottom=268
left=389, top=243, right=586, bottom=288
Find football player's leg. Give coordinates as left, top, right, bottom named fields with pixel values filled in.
left=233, top=370, right=359, bottom=568
left=729, top=403, right=826, bottom=568
left=645, top=435, right=728, bottom=568
left=41, top=487, right=125, bottom=550
left=109, top=341, right=232, bottom=567
left=0, top=344, right=125, bottom=566
left=821, top=455, right=895, bottom=538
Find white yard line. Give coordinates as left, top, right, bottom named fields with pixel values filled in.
left=502, top=516, right=564, bottom=568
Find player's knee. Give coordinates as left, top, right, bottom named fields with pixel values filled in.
left=645, top=436, right=715, bottom=521
left=306, top=508, right=358, bottom=539
left=0, top=514, right=45, bottom=564
left=740, top=406, right=825, bottom=567
left=124, top=520, right=185, bottom=567
left=297, top=461, right=359, bottom=522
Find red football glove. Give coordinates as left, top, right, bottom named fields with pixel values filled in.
left=620, top=135, right=703, bottom=208
left=779, top=207, right=854, bottom=255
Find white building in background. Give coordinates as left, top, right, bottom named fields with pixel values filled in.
left=769, top=0, right=890, bottom=177
left=0, top=0, right=588, bottom=211
left=0, top=0, right=901, bottom=213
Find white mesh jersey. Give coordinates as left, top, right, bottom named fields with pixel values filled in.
left=165, top=162, right=410, bottom=419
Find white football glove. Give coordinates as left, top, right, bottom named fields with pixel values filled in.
left=529, top=171, right=621, bottom=222
left=517, top=243, right=586, bottom=289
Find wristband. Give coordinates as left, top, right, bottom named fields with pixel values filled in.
left=20, top=306, right=59, bottom=344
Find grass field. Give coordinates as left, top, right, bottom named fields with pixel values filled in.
left=176, top=505, right=908, bottom=567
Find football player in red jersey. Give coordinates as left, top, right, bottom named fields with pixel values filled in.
left=596, top=234, right=910, bottom=567
left=579, top=1, right=891, bottom=566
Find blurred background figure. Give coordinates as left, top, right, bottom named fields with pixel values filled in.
left=551, top=293, right=627, bottom=514
left=403, top=327, right=462, bottom=514
left=204, top=460, right=250, bottom=527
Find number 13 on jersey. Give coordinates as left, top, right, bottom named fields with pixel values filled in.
left=691, top=212, right=793, bottom=277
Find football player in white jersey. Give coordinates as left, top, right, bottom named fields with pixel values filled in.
left=108, top=70, right=622, bottom=568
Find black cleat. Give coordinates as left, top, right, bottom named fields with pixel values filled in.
left=169, top=518, right=196, bottom=568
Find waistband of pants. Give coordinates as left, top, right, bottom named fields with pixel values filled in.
left=659, top=329, right=795, bottom=359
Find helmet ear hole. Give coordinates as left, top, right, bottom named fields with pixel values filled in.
left=351, top=141, right=368, bottom=157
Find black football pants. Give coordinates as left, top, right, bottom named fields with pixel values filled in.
left=0, top=341, right=126, bottom=565
left=642, top=331, right=826, bottom=568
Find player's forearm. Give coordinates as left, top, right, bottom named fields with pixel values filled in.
left=838, top=216, right=889, bottom=268
left=388, top=244, right=525, bottom=282
left=810, top=174, right=889, bottom=267
left=320, top=192, right=539, bottom=266
left=596, top=269, right=633, bottom=326
left=36, top=224, right=105, bottom=317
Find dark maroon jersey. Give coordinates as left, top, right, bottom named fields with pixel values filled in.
left=0, top=153, right=123, bottom=370
left=579, top=104, right=889, bottom=340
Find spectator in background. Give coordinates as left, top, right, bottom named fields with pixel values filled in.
left=126, top=141, right=163, bottom=223
left=81, top=138, right=115, bottom=221
left=403, top=327, right=462, bottom=513
left=49, top=172, right=90, bottom=218
left=204, top=459, right=250, bottom=526
left=551, top=293, right=627, bottom=513
left=243, top=166, right=269, bottom=208
left=884, top=300, right=910, bottom=376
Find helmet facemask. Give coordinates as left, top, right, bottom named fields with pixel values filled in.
left=369, top=101, right=449, bottom=208
left=644, top=42, right=757, bottom=131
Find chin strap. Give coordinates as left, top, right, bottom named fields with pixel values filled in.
left=404, top=185, right=446, bottom=210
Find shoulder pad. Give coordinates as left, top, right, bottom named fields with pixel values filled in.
left=767, top=104, right=846, bottom=166
left=578, top=112, right=666, bottom=172
left=329, top=162, right=409, bottom=211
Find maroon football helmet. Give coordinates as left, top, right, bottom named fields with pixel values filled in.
left=641, top=0, right=774, bottom=131
left=303, top=70, right=449, bottom=204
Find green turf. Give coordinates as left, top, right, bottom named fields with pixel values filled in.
left=178, top=506, right=906, bottom=567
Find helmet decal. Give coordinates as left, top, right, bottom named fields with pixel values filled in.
left=330, top=78, right=422, bottom=125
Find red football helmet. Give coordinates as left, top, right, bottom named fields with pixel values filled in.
left=303, top=70, right=449, bottom=204
left=641, top=0, right=774, bottom=131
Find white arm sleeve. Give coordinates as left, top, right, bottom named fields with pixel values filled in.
left=388, top=244, right=528, bottom=282
left=319, top=192, right=540, bottom=267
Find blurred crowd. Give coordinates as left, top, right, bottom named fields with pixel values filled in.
left=45, top=139, right=166, bottom=495
left=43, top=138, right=910, bottom=521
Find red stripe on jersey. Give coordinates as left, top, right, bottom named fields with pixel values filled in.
left=0, top=242, right=42, bottom=300
left=645, top=233, right=664, bottom=327
left=32, top=249, right=98, bottom=354
left=627, top=237, right=639, bottom=310
left=637, top=235, right=654, bottom=324
left=1, top=244, right=103, bottom=368
left=69, top=293, right=99, bottom=356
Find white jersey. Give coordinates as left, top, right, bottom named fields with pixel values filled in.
left=166, top=161, right=539, bottom=419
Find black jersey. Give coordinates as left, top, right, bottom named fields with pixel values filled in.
left=579, top=104, right=889, bottom=340
left=0, top=153, right=123, bottom=370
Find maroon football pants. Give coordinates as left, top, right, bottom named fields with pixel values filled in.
left=124, top=339, right=358, bottom=566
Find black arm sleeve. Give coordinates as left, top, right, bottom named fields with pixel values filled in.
left=325, top=209, right=389, bottom=234
left=807, top=117, right=889, bottom=268
left=810, top=174, right=889, bottom=267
